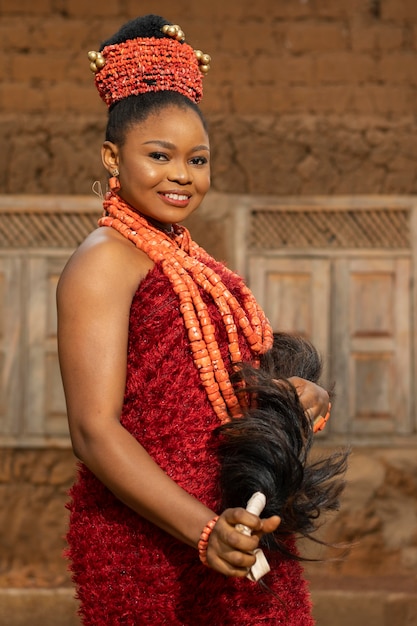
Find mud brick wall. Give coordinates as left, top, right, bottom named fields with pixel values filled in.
left=1, top=0, right=417, bottom=194
left=0, top=450, right=75, bottom=587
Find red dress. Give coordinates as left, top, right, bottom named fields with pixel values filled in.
left=66, top=258, right=314, bottom=626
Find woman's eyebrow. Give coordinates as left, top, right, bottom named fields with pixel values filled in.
left=142, top=139, right=210, bottom=152
left=142, top=140, right=175, bottom=149
left=192, top=144, right=210, bottom=152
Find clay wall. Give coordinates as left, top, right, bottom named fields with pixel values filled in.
left=1, top=0, right=417, bottom=195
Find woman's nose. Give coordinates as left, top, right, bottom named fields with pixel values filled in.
left=168, top=161, right=192, bottom=184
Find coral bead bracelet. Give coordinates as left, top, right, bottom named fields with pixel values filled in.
left=197, top=515, right=219, bottom=565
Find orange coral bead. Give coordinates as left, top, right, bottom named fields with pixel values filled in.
left=204, top=383, right=220, bottom=394
left=200, top=371, right=214, bottom=381
left=214, top=370, right=229, bottom=383
left=188, top=327, right=203, bottom=341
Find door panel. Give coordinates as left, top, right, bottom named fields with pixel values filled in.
left=0, top=256, right=22, bottom=436
left=248, top=256, right=331, bottom=384
left=25, top=256, right=69, bottom=438
left=333, top=257, right=411, bottom=434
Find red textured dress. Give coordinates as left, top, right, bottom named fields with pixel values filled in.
left=66, top=257, right=314, bottom=626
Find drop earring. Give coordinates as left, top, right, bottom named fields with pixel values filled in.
left=109, top=168, right=121, bottom=193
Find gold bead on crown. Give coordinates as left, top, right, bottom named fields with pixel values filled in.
left=161, top=23, right=211, bottom=74
left=87, top=50, right=106, bottom=73
left=161, top=24, right=185, bottom=42
left=194, top=49, right=211, bottom=74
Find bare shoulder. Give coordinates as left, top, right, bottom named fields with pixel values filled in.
left=57, top=226, right=154, bottom=305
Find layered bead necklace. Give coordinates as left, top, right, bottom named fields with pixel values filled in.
left=99, top=192, right=273, bottom=424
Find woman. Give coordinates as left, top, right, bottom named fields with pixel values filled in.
left=57, top=14, right=332, bottom=625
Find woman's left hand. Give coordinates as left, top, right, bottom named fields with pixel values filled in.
left=288, top=377, right=330, bottom=429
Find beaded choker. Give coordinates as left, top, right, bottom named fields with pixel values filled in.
left=98, top=193, right=273, bottom=423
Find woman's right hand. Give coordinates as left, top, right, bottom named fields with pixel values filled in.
left=204, top=508, right=280, bottom=577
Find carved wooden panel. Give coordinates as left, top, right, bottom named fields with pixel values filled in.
left=248, top=256, right=331, bottom=384
left=24, top=255, right=69, bottom=438
left=0, top=256, right=22, bottom=437
left=332, top=257, right=411, bottom=435
left=248, top=206, right=409, bottom=249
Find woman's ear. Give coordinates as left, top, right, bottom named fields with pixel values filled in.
left=101, top=141, right=120, bottom=174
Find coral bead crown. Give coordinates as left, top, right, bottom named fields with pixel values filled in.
left=88, top=22, right=211, bottom=107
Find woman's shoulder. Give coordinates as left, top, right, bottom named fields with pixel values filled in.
left=70, top=226, right=152, bottom=264
left=57, top=226, right=154, bottom=302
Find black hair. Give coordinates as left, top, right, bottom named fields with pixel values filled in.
left=99, top=14, right=172, bottom=49
left=99, top=14, right=208, bottom=145
left=214, top=332, right=348, bottom=557
left=105, top=91, right=208, bottom=146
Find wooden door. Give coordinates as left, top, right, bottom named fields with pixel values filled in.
left=248, top=253, right=412, bottom=437
left=332, top=257, right=412, bottom=435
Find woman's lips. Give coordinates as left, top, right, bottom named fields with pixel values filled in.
left=158, top=192, right=191, bottom=207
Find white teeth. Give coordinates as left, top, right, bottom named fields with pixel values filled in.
left=164, top=193, right=188, bottom=201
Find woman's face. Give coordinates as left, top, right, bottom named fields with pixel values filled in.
left=102, top=105, right=211, bottom=229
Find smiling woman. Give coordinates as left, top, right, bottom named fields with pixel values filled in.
left=57, top=13, right=337, bottom=626
left=101, top=104, right=211, bottom=228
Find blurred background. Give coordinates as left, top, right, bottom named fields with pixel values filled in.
left=0, top=1, right=416, bottom=624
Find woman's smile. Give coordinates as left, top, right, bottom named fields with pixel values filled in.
left=158, top=190, right=191, bottom=207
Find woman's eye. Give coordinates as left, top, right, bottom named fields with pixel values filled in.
left=149, top=152, right=168, bottom=161
left=190, top=156, right=208, bottom=166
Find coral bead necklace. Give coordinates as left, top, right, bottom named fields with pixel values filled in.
left=99, top=192, right=273, bottom=424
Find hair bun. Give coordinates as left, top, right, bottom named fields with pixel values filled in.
left=100, top=14, right=172, bottom=49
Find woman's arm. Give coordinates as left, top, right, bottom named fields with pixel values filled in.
left=57, top=228, right=279, bottom=576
